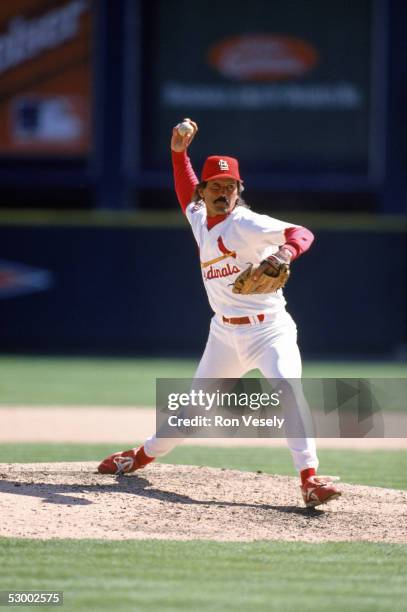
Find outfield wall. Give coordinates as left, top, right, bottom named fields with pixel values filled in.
left=0, top=215, right=406, bottom=357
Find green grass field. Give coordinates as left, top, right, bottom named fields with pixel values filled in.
left=1, top=443, right=406, bottom=490
left=0, top=539, right=406, bottom=612
left=1, top=356, right=406, bottom=611
left=0, top=356, right=406, bottom=405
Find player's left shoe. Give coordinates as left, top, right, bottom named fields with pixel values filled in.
left=97, top=446, right=155, bottom=475
left=301, top=475, right=342, bottom=507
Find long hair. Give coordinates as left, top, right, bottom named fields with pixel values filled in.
left=191, top=181, right=250, bottom=209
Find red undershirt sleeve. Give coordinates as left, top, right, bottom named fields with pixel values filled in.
left=283, top=226, right=315, bottom=261
left=171, top=150, right=199, bottom=214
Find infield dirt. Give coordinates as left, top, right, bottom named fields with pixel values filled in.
left=1, top=407, right=406, bottom=448
left=0, top=462, right=406, bottom=543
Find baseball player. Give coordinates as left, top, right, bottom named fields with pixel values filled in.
left=98, top=119, right=341, bottom=507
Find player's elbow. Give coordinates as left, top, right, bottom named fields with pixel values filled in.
left=302, top=227, right=315, bottom=248
left=284, top=226, right=315, bottom=259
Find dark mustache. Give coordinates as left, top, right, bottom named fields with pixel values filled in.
left=215, top=196, right=228, bottom=204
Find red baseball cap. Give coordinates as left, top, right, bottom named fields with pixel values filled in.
left=201, top=155, right=242, bottom=182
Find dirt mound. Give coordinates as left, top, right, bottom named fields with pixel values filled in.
left=0, top=462, right=406, bottom=543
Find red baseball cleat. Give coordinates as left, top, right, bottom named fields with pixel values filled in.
left=301, top=475, right=342, bottom=507
left=97, top=446, right=154, bottom=475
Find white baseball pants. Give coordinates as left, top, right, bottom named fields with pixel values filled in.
left=144, top=310, right=319, bottom=473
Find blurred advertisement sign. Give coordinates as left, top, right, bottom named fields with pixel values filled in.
left=208, top=35, right=319, bottom=81
left=13, top=96, right=83, bottom=142
left=0, top=0, right=92, bottom=156
left=0, top=259, right=53, bottom=299
left=144, top=0, right=374, bottom=172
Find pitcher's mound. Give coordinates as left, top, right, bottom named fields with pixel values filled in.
left=0, top=462, right=405, bottom=542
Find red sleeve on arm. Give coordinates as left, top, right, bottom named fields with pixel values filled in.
left=171, top=150, right=199, bottom=214
left=283, top=226, right=315, bottom=261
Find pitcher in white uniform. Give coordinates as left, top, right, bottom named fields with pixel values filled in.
left=98, top=119, right=341, bottom=508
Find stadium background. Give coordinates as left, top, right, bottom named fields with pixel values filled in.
left=1, top=3, right=407, bottom=611
left=0, top=0, right=406, bottom=359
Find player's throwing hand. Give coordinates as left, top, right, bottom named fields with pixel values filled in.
left=171, top=118, right=198, bottom=152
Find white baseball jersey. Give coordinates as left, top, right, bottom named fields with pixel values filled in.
left=186, top=202, right=297, bottom=317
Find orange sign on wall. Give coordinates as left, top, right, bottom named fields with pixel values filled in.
left=0, top=0, right=93, bottom=156
left=208, top=35, right=319, bottom=81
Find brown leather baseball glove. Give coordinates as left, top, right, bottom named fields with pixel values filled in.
left=233, top=253, right=291, bottom=294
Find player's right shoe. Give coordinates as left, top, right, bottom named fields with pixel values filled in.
left=301, top=475, right=342, bottom=507
left=97, top=446, right=155, bottom=475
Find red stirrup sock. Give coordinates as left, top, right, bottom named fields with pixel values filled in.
left=136, top=446, right=155, bottom=468
left=300, top=467, right=316, bottom=486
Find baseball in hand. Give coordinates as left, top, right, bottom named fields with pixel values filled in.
left=177, top=121, right=194, bottom=137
